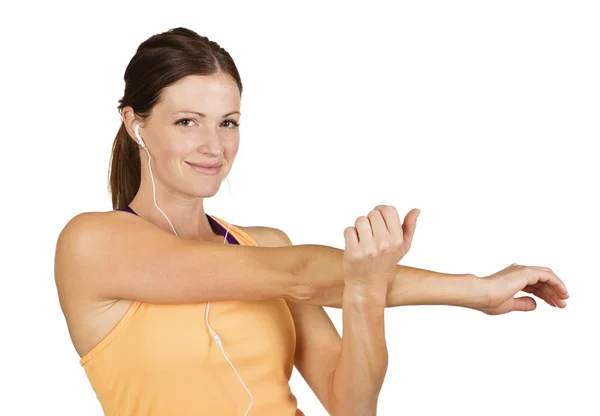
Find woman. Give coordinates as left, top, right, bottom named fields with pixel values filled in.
left=54, top=27, right=569, bottom=415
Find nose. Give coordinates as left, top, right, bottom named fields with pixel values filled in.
left=199, top=127, right=225, bottom=156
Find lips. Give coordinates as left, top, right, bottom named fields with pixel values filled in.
left=186, top=161, right=223, bottom=175
left=186, top=162, right=223, bottom=169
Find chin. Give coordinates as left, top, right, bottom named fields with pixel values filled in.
left=190, top=181, right=222, bottom=197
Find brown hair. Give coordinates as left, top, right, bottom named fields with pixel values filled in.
left=108, top=27, right=243, bottom=209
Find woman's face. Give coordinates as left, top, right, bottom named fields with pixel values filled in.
left=138, top=73, right=241, bottom=197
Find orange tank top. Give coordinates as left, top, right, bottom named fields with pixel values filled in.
left=79, top=210, right=303, bottom=415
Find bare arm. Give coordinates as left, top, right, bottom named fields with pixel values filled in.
left=296, top=246, right=568, bottom=312
left=54, top=212, right=312, bottom=304
left=293, top=243, right=485, bottom=309
left=326, top=206, right=410, bottom=415
left=56, top=210, right=484, bottom=307
left=55, top=211, right=503, bottom=310
left=329, top=283, right=388, bottom=415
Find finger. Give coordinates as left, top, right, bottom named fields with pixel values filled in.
left=528, top=283, right=558, bottom=307
left=521, top=286, right=553, bottom=307
left=402, top=208, right=420, bottom=247
left=547, top=284, right=569, bottom=305
left=374, top=205, right=403, bottom=240
left=344, top=226, right=359, bottom=251
left=368, top=209, right=390, bottom=240
left=521, top=286, right=557, bottom=308
left=531, top=282, right=567, bottom=308
left=521, top=268, right=568, bottom=306
left=541, top=284, right=566, bottom=307
left=355, top=216, right=374, bottom=248
left=522, top=267, right=567, bottom=297
left=529, top=266, right=569, bottom=297
left=511, top=296, right=537, bottom=312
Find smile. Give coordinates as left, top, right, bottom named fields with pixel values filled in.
left=186, top=162, right=223, bottom=175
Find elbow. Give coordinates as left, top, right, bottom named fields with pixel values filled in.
left=286, top=280, right=316, bottom=303
left=283, top=248, right=315, bottom=302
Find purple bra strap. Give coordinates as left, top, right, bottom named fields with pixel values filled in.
left=116, top=206, right=238, bottom=244
left=117, top=206, right=137, bottom=215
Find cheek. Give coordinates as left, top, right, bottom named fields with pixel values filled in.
left=158, top=133, right=239, bottom=163
left=166, top=137, right=197, bottom=159
left=225, top=138, right=240, bottom=159
left=152, top=142, right=190, bottom=174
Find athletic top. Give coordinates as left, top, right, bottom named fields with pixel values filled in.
left=79, top=206, right=303, bottom=415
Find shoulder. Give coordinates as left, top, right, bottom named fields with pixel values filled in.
left=55, top=210, right=153, bottom=284
left=237, top=225, right=292, bottom=247
left=57, top=211, right=108, bottom=253
left=56, top=210, right=138, bottom=252
left=54, top=211, right=127, bottom=305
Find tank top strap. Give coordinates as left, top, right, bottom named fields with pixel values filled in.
left=116, top=206, right=239, bottom=244
left=117, top=205, right=137, bottom=215
left=206, top=215, right=239, bottom=244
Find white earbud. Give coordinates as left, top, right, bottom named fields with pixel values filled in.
left=134, top=124, right=146, bottom=148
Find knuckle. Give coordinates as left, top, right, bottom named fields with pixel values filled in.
left=368, top=209, right=380, bottom=218
left=362, top=248, right=377, bottom=258
left=378, top=240, right=390, bottom=252
left=349, top=251, right=363, bottom=262
left=383, top=205, right=398, bottom=217
left=355, top=216, right=368, bottom=227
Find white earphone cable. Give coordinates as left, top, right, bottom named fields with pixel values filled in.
left=138, top=126, right=253, bottom=416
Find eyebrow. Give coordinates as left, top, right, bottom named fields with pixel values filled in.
left=173, top=110, right=241, bottom=117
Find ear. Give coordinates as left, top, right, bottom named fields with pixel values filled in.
left=120, top=106, right=142, bottom=144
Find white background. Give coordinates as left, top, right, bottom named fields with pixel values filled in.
left=1, top=1, right=598, bottom=415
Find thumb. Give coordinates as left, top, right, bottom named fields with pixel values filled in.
left=512, top=296, right=537, bottom=312
left=403, top=209, right=420, bottom=244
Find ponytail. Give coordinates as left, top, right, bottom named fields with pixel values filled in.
left=108, top=122, right=141, bottom=210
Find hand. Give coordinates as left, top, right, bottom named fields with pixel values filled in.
left=342, top=205, right=420, bottom=291
left=476, top=263, right=569, bottom=315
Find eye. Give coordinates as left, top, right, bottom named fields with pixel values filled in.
left=222, top=119, right=240, bottom=129
left=175, top=118, right=196, bottom=127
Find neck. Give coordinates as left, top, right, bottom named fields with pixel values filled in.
left=128, top=189, right=219, bottom=241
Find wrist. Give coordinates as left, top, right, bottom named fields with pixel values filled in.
left=344, top=281, right=388, bottom=306
left=462, top=274, right=490, bottom=310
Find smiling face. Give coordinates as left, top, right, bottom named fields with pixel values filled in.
left=134, top=72, right=241, bottom=198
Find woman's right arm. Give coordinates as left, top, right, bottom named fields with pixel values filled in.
left=54, top=212, right=345, bottom=304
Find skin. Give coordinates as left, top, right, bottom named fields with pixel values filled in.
left=61, top=71, right=366, bottom=415
left=62, top=72, right=248, bottom=361
left=328, top=206, right=419, bottom=414
left=59, top=71, right=570, bottom=415
left=121, top=72, right=242, bottom=240
left=121, top=71, right=421, bottom=414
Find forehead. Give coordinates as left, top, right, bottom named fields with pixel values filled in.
left=157, top=73, right=240, bottom=114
